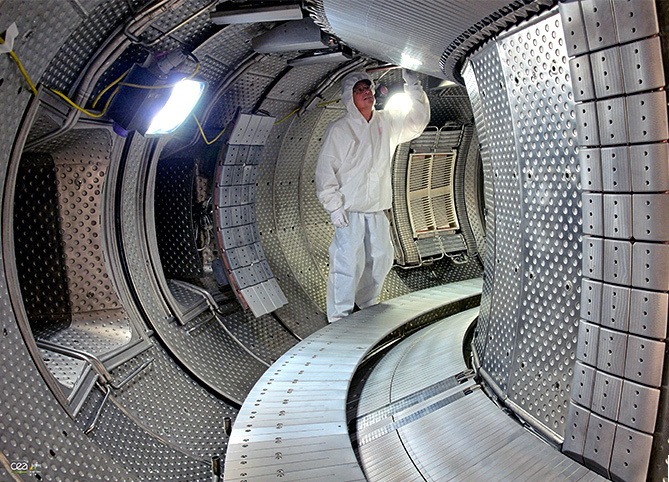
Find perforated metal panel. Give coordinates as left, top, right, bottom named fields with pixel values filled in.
left=499, top=13, right=581, bottom=437
left=465, top=9, right=584, bottom=441
left=155, top=158, right=203, bottom=279
left=110, top=341, right=238, bottom=461
left=0, top=1, right=136, bottom=479
left=467, top=41, right=521, bottom=393
left=462, top=61, right=495, bottom=359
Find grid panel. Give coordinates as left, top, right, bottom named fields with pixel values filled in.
left=469, top=43, right=521, bottom=391
left=111, top=341, right=238, bottom=461
left=499, top=12, right=581, bottom=438
left=462, top=61, right=495, bottom=359
left=0, top=1, right=134, bottom=479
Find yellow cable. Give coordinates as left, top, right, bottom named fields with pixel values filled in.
left=0, top=33, right=38, bottom=96
left=273, top=98, right=341, bottom=126
left=50, top=86, right=119, bottom=118
left=192, top=113, right=226, bottom=145
left=273, top=107, right=299, bottom=125
left=92, top=69, right=130, bottom=108
left=317, top=98, right=341, bottom=107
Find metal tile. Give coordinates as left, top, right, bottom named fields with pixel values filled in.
left=582, top=235, right=604, bottom=280
left=620, top=37, right=665, bottom=95
left=591, top=370, right=623, bottom=420
left=603, top=239, right=631, bottom=286
left=626, top=91, right=669, bottom=144
left=576, top=320, right=600, bottom=367
left=562, top=401, right=591, bottom=463
left=632, top=193, right=669, bottom=242
left=581, top=279, right=602, bottom=323
left=600, top=283, right=630, bottom=332
left=601, top=146, right=630, bottom=192
left=559, top=0, right=589, bottom=56
left=583, top=412, right=616, bottom=476
left=612, top=0, right=659, bottom=43
left=596, top=328, right=627, bottom=377
left=617, top=380, right=660, bottom=434
left=628, top=288, right=668, bottom=340
left=631, top=242, right=669, bottom=291
left=570, top=54, right=596, bottom=101
left=579, top=147, right=602, bottom=191
left=609, top=425, right=654, bottom=482
left=582, top=193, right=603, bottom=236
left=571, top=360, right=597, bottom=407
left=624, top=335, right=665, bottom=387
left=596, top=97, right=628, bottom=146
left=575, top=101, right=600, bottom=146
left=603, top=194, right=631, bottom=239
left=629, top=143, right=669, bottom=192
left=580, top=0, right=618, bottom=51
left=590, top=46, right=623, bottom=98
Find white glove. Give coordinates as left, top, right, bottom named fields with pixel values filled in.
left=330, top=207, right=348, bottom=228
left=402, top=68, right=419, bottom=86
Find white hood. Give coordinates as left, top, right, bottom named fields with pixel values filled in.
left=340, top=71, right=375, bottom=118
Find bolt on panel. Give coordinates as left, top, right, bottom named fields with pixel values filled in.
left=576, top=319, right=600, bottom=366
left=628, top=289, right=668, bottom=340
left=601, top=146, right=630, bottom=192
left=579, top=147, right=602, bottom=191
left=581, top=0, right=618, bottom=51
left=581, top=280, right=603, bottom=323
left=609, top=424, right=654, bottom=482
left=620, top=37, right=665, bottom=95
left=583, top=412, right=616, bottom=477
left=582, top=193, right=603, bottom=235
left=596, top=97, right=628, bottom=146
left=629, top=143, right=669, bottom=192
left=562, top=401, right=591, bottom=463
left=570, top=54, right=596, bottom=101
left=600, top=283, right=630, bottom=332
left=632, top=193, right=669, bottom=242
left=582, top=235, right=604, bottom=280
left=603, top=239, right=632, bottom=285
left=596, top=328, right=627, bottom=377
left=590, top=46, right=623, bottom=98
left=618, top=380, right=660, bottom=434
left=603, top=194, right=632, bottom=239
left=572, top=360, right=597, bottom=407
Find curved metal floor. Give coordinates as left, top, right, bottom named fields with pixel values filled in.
left=356, top=311, right=606, bottom=482
left=224, top=279, right=482, bottom=481
left=224, top=278, right=603, bottom=481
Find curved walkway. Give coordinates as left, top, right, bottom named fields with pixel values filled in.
left=224, top=278, right=603, bottom=481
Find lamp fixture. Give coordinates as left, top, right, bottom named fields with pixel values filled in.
left=105, top=50, right=205, bottom=137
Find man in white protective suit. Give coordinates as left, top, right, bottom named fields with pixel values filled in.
left=315, top=68, right=430, bottom=322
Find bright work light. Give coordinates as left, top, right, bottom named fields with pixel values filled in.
left=385, top=92, right=412, bottom=114
left=105, top=50, right=204, bottom=137
left=146, top=79, right=205, bottom=135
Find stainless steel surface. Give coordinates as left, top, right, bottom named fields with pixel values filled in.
left=1, top=0, right=668, bottom=480
left=558, top=1, right=669, bottom=478
left=224, top=279, right=482, bottom=481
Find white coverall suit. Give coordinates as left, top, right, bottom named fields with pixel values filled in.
left=315, top=70, right=430, bottom=322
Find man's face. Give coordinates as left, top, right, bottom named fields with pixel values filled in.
left=352, top=80, right=374, bottom=112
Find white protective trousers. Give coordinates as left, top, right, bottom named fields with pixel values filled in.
left=327, top=211, right=394, bottom=322
left=316, top=70, right=430, bottom=323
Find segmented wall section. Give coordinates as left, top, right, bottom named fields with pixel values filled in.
left=559, top=1, right=669, bottom=480
left=466, top=2, right=669, bottom=481
left=464, top=6, right=582, bottom=442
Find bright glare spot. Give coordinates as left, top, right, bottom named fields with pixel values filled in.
left=385, top=92, right=412, bottom=114
left=401, top=53, right=422, bottom=70
left=147, top=80, right=205, bottom=135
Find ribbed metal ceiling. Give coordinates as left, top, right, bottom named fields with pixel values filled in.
left=315, top=0, right=551, bottom=80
